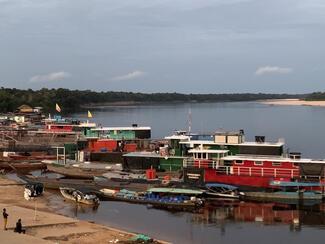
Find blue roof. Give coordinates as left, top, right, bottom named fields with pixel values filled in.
left=270, top=180, right=325, bottom=187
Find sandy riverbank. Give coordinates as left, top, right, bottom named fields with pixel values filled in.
left=0, top=176, right=168, bottom=244
left=261, top=99, right=325, bottom=107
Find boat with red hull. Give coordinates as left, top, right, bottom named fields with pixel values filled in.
left=175, top=130, right=325, bottom=192
left=184, top=153, right=325, bottom=192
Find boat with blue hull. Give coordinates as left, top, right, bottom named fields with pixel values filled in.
left=243, top=180, right=324, bottom=204
left=99, top=187, right=205, bottom=212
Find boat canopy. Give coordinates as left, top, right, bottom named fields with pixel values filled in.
left=205, top=183, right=238, bottom=190
left=147, top=188, right=203, bottom=195
left=270, top=180, right=325, bottom=187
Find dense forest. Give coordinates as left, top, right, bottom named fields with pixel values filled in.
left=305, top=92, right=325, bottom=101
left=0, top=87, right=303, bottom=113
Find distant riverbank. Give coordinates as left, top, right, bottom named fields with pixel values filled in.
left=261, top=99, right=325, bottom=107
left=0, top=87, right=301, bottom=113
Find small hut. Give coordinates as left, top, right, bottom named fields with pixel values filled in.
left=17, top=104, right=34, bottom=113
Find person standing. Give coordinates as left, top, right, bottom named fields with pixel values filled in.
left=3, top=208, right=8, bottom=230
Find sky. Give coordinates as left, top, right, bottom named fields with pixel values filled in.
left=0, top=0, right=324, bottom=93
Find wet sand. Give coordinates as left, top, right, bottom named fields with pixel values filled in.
left=0, top=176, right=168, bottom=244
left=261, top=99, right=325, bottom=107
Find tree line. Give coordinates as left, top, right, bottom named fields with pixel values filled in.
left=304, top=92, right=325, bottom=101
left=0, top=87, right=304, bottom=113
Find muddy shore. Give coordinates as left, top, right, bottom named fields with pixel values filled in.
left=0, top=176, right=168, bottom=244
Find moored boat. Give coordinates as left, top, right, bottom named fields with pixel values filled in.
left=46, top=164, right=106, bottom=179
left=99, top=187, right=204, bottom=211
left=243, top=191, right=323, bottom=205
left=59, top=187, right=100, bottom=205
left=204, top=183, right=244, bottom=199
left=183, top=145, right=325, bottom=191
left=0, top=162, right=46, bottom=171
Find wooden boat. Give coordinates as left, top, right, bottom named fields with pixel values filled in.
left=204, top=183, right=245, bottom=199
left=99, top=187, right=204, bottom=211
left=243, top=191, right=323, bottom=205
left=19, top=175, right=153, bottom=193
left=0, top=162, right=46, bottom=171
left=46, top=164, right=106, bottom=179
left=242, top=180, right=324, bottom=204
left=60, top=187, right=100, bottom=205
left=19, top=175, right=97, bottom=190
left=8, top=154, right=57, bottom=161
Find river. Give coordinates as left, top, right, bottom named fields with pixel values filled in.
left=74, top=101, right=325, bottom=158
left=71, top=102, right=325, bottom=243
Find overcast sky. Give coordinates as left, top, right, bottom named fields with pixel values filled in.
left=0, top=0, right=324, bottom=93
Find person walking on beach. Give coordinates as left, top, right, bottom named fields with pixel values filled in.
left=3, top=208, right=8, bottom=230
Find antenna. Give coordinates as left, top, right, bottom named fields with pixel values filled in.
left=188, top=107, right=192, bottom=134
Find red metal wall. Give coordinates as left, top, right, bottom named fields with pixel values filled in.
left=124, top=143, right=137, bottom=152
left=88, top=139, right=118, bottom=152
left=46, top=125, right=74, bottom=132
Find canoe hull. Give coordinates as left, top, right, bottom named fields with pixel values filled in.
left=60, top=187, right=99, bottom=205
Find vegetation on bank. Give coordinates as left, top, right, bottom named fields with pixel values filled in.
left=305, top=92, right=325, bottom=101
left=0, top=87, right=303, bottom=113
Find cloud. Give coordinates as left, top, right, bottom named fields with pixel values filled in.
left=29, top=71, right=71, bottom=83
left=112, top=70, right=146, bottom=81
left=255, top=66, right=293, bottom=76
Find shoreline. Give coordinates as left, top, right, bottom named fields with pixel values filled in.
left=81, top=100, right=276, bottom=109
left=0, top=176, right=169, bottom=244
left=260, top=99, right=325, bottom=107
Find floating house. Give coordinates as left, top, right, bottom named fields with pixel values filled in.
left=84, top=125, right=151, bottom=140
left=122, top=151, right=188, bottom=171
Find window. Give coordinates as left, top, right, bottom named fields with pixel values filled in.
left=235, top=160, right=243, bottom=165
left=254, top=161, right=263, bottom=166
left=272, top=162, right=282, bottom=167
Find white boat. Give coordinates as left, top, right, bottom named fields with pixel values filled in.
left=204, top=183, right=244, bottom=199
left=59, top=187, right=99, bottom=205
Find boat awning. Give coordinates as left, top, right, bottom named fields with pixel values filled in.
left=205, top=183, right=238, bottom=190
left=147, top=188, right=203, bottom=195
left=270, top=180, right=325, bottom=187
left=188, top=149, right=229, bottom=154
left=91, top=126, right=151, bottom=131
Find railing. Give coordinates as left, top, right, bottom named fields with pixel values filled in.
left=184, top=159, right=300, bottom=178
left=232, top=166, right=299, bottom=178
left=183, top=159, right=217, bottom=169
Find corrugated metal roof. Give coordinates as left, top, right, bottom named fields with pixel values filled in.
left=180, top=140, right=284, bottom=147
left=91, top=126, right=151, bottom=131
left=148, top=187, right=203, bottom=195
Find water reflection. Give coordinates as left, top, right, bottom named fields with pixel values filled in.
left=191, top=200, right=325, bottom=231
left=53, top=196, right=325, bottom=243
